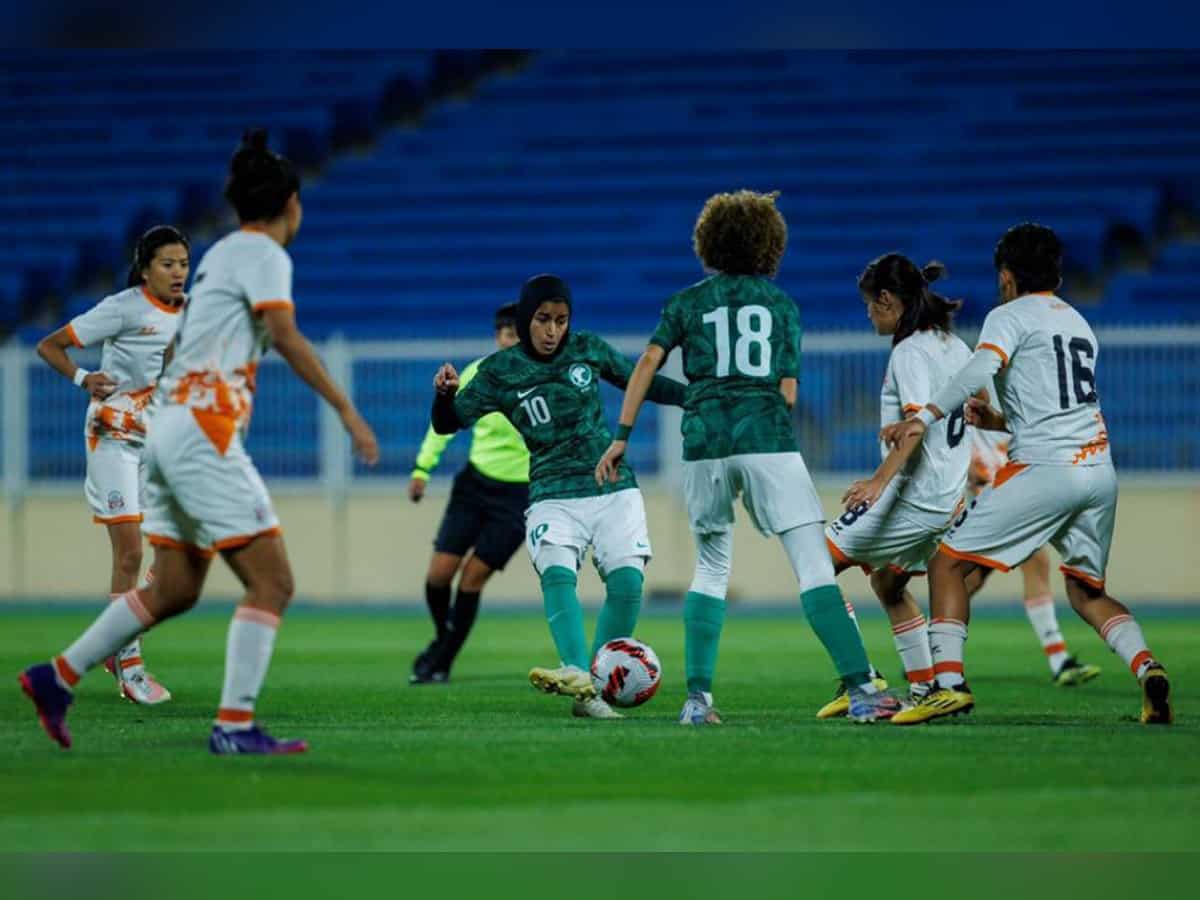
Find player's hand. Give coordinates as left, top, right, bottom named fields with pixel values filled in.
left=408, top=477, right=426, bottom=503
left=965, top=397, right=1005, bottom=430
left=434, top=363, right=460, bottom=395
left=880, top=417, right=926, bottom=449
left=342, top=407, right=380, bottom=466
left=595, top=440, right=627, bottom=486
left=84, top=372, right=117, bottom=400
left=842, top=477, right=884, bottom=511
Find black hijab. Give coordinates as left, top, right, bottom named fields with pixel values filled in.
left=516, top=273, right=572, bottom=361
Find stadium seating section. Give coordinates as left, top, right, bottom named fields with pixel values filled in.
left=2, top=50, right=1198, bottom=475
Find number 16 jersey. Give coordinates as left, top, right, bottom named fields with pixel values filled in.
left=975, top=294, right=1110, bottom=467
left=650, top=274, right=801, bottom=461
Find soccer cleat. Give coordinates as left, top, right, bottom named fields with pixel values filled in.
left=847, top=686, right=903, bottom=723
left=528, top=664, right=598, bottom=700
left=815, top=674, right=889, bottom=719
left=891, top=684, right=975, bottom=725
left=1139, top=665, right=1173, bottom=725
left=103, top=656, right=172, bottom=705
left=208, top=725, right=310, bottom=755
left=572, top=697, right=624, bottom=719
left=1052, top=656, right=1101, bottom=687
left=18, top=663, right=74, bottom=749
left=679, top=692, right=722, bottom=725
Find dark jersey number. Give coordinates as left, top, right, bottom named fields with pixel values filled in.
left=1052, top=335, right=1097, bottom=410
left=946, top=405, right=967, bottom=449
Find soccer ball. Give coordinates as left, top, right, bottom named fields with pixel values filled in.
left=590, top=638, right=662, bottom=708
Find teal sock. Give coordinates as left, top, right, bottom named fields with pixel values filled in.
left=541, top=566, right=588, bottom=670
left=591, top=566, right=643, bottom=657
left=801, top=584, right=871, bottom=687
left=684, top=590, right=726, bottom=693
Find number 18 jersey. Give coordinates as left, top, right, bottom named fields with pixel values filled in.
left=881, top=329, right=972, bottom=515
left=975, top=294, right=1109, bottom=467
left=650, top=274, right=801, bottom=461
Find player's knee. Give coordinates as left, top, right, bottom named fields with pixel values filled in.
left=1064, top=573, right=1104, bottom=610
left=458, top=559, right=493, bottom=593
left=869, top=570, right=906, bottom=607
left=115, top=545, right=144, bottom=579
left=255, top=567, right=295, bottom=611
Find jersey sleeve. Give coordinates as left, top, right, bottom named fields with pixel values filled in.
left=452, top=362, right=501, bottom=428
left=240, top=245, right=295, bottom=314
left=413, top=358, right=482, bottom=476
left=594, top=335, right=635, bottom=387
left=775, top=295, right=802, bottom=379
left=67, top=295, right=126, bottom=348
left=649, top=294, right=684, bottom=352
left=890, top=343, right=934, bottom=416
left=976, top=305, right=1025, bottom=369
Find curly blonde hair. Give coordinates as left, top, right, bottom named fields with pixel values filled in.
left=692, top=190, right=787, bottom=277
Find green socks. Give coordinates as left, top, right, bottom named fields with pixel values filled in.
left=591, top=566, right=644, bottom=657
left=801, top=584, right=871, bottom=687
left=684, top=590, right=726, bottom=693
left=541, top=566, right=588, bottom=670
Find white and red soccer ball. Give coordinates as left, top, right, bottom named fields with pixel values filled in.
left=590, top=638, right=661, bottom=708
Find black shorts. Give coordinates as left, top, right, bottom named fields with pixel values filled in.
left=433, top=464, right=529, bottom=571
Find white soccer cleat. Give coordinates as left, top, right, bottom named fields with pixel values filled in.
left=572, top=697, right=624, bottom=719
left=528, top=664, right=598, bottom=700
left=104, top=639, right=172, bottom=706
left=679, top=691, right=722, bottom=725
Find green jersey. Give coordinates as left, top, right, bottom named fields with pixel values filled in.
left=412, top=357, right=530, bottom=484
left=650, top=274, right=801, bottom=461
left=452, top=331, right=686, bottom=503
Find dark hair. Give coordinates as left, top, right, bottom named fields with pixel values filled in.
left=224, top=129, right=300, bottom=222
left=494, top=302, right=518, bottom=331
left=858, top=253, right=962, bottom=346
left=126, top=225, right=190, bottom=288
left=993, top=222, right=1063, bottom=295
left=693, top=190, right=787, bottom=277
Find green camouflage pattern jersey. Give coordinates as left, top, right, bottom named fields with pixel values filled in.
left=651, top=274, right=801, bottom=461
left=452, top=331, right=686, bottom=503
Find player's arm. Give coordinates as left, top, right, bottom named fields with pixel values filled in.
left=880, top=349, right=1006, bottom=450
left=411, top=360, right=480, bottom=500
left=262, top=307, right=379, bottom=465
left=37, top=326, right=117, bottom=401
left=595, top=344, right=665, bottom=486
left=779, top=377, right=797, bottom=410
left=843, top=418, right=924, bottom=510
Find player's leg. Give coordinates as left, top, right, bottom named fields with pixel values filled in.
left=870, top=567, right=935, bottom=700
left=526, top=501, right=596, bottom=701
left=1053, top=466, right=1169, bottom=724
left=423, top=552, right=492, bottom=680
left=680, top=528, right=730, bottom=725
left=410, top=551, right=463, bottom=683
left=19, top=542, right=209, bottom=749
left=1019, top=547, right=1100, bottom=685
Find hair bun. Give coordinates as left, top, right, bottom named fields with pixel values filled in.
left=241, top=128, right=270, bottom=153
left=921, top=261, right=947, bottom=284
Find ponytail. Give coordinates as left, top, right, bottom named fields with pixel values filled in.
left=223, top=128, right=300, bottom=223
left=858, top=253, right=962, bottom=346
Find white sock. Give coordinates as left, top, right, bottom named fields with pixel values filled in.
left=929, top=618, right=968, bottom=689
left=844, top=599, right=863, bottom=637
left=57, top=590, right=154, bottom=687
left=891, top=615, right=935, bottom=686
left=115, top=571, right=158, bottom=676
left=1024, top=595, right=1068, bottom=673
left=1099, top=614, right=1155, bottom=679
left=216, top=606, right=281, bottom=731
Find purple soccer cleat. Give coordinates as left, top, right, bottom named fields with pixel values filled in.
left=208, top=725, right=309, bottom=756
left=18, top=663, right=74, bottom=749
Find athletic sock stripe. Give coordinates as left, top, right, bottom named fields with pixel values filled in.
left=118, top=656, right=144, bottom=670
left=891, top=616, right=926, bottom=635
left=53, top=655, right=80, bottom=687
left=217, top=708, right=254, bottom=723
left=930, top=617, right=966, bottom=627
left=234, top=606, right=281, bottom=629
left=933, top=661, right=964, bottom=674
left=1130, top=650, right=1153, bottom=676
left=1100, top=615, right=1133, bottom=640
left=906, top=667, right=935, bottom=682
left=1043, top=642, right=1067, bottom=656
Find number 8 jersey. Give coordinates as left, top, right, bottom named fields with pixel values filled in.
left=650, top=274, right=801, bottom=460
left=881, top=329, right=973, bottom=515
left=976, top=294, right=1109, bottom=467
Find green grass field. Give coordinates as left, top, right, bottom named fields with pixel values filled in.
left=2, top=605, right=1197, bottom=853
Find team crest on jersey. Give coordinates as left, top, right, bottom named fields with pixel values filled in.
left=568, top=364, right=593, bottom=389
left=107, top=491, right=125, bottom=512
left=530, top=523, right=549, bottom=546
left=138, top=326, right=159, bottom=335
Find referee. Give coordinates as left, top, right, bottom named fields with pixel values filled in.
left=408, top=303, right=530, bottom=684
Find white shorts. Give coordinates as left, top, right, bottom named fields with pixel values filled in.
left=825, top=478, right=952, bottom=576
left=682, top=451, right=824, bottom=536
left=141, top=405, right=281, bottom=558
left=942, top=462, right=1117, bottom=588
left=525, top=488, right=651, bottom=577
left=85, top=439, right=145, bottom=525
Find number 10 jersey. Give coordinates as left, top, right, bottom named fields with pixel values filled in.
left=881, top=329, right=973, bottom=516
left=650, top=274, right=801, bottom=461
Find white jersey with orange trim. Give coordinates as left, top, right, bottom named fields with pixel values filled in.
left=975, top=293, right=1109, bottom=467
left=67, top=285, right=182, bottom=449
left=879, top=329, right=973, bottom=514
left=155, top=229, right=293, bottom=443
left=970, top=428, right=1009, bottom=486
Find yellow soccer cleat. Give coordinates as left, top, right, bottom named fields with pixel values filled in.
left=1053, top=656, right=1101, bottom=687
left=891, top=685, right=975, bottom=725
left=816, top=675, right=889, bottom=719
left=1139, top=666, right=1173, bottom=725
left=529, top=665, right=598, bottom=700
